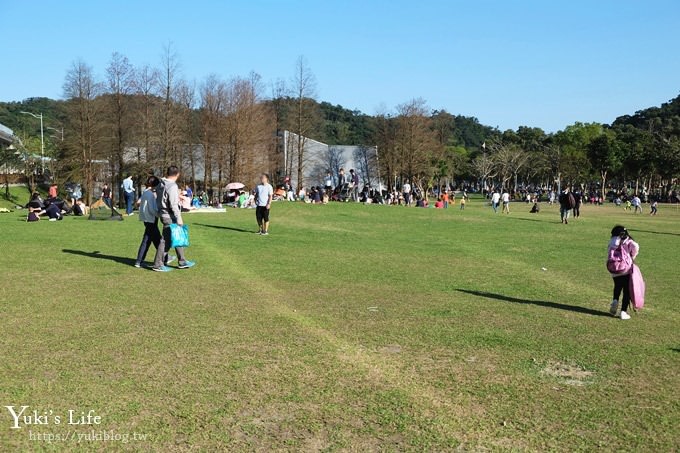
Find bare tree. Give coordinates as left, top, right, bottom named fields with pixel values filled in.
left=175, top=79, right=198, bottom=186
left=105, top=51, right=135, bottom=204
left=490, top=140, right=529, bottom=191
left=290, top=56, right=320, bottom=190
left=373, top=110, right=398, bottom=189
left=133, top=64, right=159, bottom=171
left=158, top=43, right=183, bottom=168
left=199, top=74, right=227, bottom=193
left=394, top=98, right=441, bottom=195
left=224, top=72, right=273, bottom=189
left=270, top=78, right=289, bottom=180
left=353, top=146, right=377, bottom=186
left=471, top=153, right=497, bottom=194
left=62, top=60, right=104, bottom=204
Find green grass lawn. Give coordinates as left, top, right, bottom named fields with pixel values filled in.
left=1, top=197, right=679, bottom=451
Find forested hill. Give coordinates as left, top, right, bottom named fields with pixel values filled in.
left=3, top=94, right=679, bottom=151
left=613, top=95, right=680, bottom=132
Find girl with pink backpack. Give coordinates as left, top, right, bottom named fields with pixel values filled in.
left=606, top=225, right=640, bottom=320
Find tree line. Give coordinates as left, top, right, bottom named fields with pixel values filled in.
left=1, top=46, right=679, bottom=204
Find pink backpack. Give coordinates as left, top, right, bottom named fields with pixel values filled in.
left=607, top=241, right=633, bottom=274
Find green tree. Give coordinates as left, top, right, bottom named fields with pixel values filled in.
left=587, top=132, right=621, bottom=199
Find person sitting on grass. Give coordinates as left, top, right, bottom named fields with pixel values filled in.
left=530, top=202, right=540, bottom=213
left=26, top=192, right=44, bottom=222
left=72, top=198, right=89, bottom=216
left=237, top=191, right=248, bottom=208
left=415, top=196, right=428, bottom=208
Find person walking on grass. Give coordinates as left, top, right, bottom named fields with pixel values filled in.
left=631, top=195, right=642, bottom=214
left=558, top=188, right=574, bottom=224
left=501, top=190, right=511, bottom=214
left=650, top=199, right=658, bottom=216
left=152, top=166, right=195, bottom=272
left=122, top=174, right=135, bottom=216
left=134, top=176, right=174, bottom=268
left=101, top=183, right=112, bottom=208
left=607, top=225, right=639, bottom=320
left=256, top=173, right=274, bottom=235
left=573, top=190, right=582, bottom=219
left=491, top=190, right=501, bottom=213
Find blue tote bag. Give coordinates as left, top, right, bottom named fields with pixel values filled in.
left=169, top=224, right=190, bottom=248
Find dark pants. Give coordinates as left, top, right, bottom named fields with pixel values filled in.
left=103, top=197, right=112, bottom=208
left=136, top=221, right=161, bottom=265
left=256, top=206, right=270, bottom=226
left=573, top=204, right=581, bottom=218
left=613, top=274, right=631, bottom=312
left=153, top=223, right=187, bottom=269
left=125, top=192, right=135, bottom=214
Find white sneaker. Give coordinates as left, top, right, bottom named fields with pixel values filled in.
left=609, top=300, right=619, bottom=316
left=620, top=311, right=631, bottom=320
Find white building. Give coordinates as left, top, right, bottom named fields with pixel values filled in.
left=280, top=130, right=381, bottom=189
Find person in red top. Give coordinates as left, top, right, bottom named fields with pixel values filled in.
left=441, top=191, right=449, bottom=209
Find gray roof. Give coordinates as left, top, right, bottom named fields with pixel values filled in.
left=0, top=123, right=15, bottom=145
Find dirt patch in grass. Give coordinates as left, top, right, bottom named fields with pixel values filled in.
left=541, top=360, right=594, bottom=386
left=377, top=344, right=402, bottom=354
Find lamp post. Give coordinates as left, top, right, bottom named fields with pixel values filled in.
left=46, top=126, right=64, bottom=142
left=20, top=111, right=44, bottom=172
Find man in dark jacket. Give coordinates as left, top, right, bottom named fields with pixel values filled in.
left=558, top=188, right=575, bottom=224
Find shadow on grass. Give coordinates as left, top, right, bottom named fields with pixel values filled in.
left=503, top=216, right=553, bottom=223
left=631, top=229, right=680, bottom=238
left=456, top=289, right=610, bottom=317
left=671, top=348, right=680, bottom=353
left=194, top=223, right=252, bottom=233
left=62, top=249, right=136, bottom=266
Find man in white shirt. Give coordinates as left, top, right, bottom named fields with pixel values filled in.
left=122, top=174, right=135, bottom=216
left=502, top=191, right=511, bottom=214
left=403, top=181, right=412, bottom=206
left=631, top=195, right=642, bottom=214
left=256, top=173, right=274, bottom=235
left=491, top=191, right=501, bottom=213
left=324, top=172, right=333, bottom=193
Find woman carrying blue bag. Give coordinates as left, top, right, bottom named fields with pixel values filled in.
left=152, top=165, right=196, bottom=272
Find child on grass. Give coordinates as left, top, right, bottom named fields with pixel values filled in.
left=607, top=225, right=639, bottom=320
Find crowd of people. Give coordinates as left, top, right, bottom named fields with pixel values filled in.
left=20, top=168, right=651, bottom=320
left=25, top=184, right=90, bottom=222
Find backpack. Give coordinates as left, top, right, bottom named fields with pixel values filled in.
left=567, top=193, right=576, bottom=209
left=607, top=240, right=633, bottom=274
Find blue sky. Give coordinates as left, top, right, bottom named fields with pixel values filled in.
left=1, top=0, right=678, bottom=132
